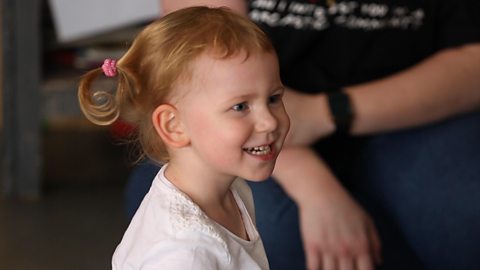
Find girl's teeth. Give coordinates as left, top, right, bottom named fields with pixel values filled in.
left=245, top=145, right=271, bottom=155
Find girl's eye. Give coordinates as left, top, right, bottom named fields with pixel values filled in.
left=269, top=94, right=282, bottom=104
left=232, top=102, right=248, bottom=112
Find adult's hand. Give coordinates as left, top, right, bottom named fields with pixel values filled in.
left=282, top=89, right=335, bottom=146
left=273, top=147, right=382, bottom=270
left=299, top=182, right=381, bottom=270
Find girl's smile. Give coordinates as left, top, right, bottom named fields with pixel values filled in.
left=243, top=143, right=276, bottom=161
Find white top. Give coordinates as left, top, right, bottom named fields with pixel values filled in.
left=112, top=165, right=269, bottom=270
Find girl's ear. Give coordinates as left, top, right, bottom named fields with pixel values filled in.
left=152, top=104, right=190, bottom=148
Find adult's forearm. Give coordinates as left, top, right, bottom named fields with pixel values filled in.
left=346, top=43, right=480, bottom=135
left=273, top=146, right=345, bottom=206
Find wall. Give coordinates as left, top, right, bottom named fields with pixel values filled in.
left=0, top=1, right=4, bottom=195
left=0, top=2, right=3, bottom=131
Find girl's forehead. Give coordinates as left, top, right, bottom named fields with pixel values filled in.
left=190, top=49, right=272, bottom=74
left=187, top=51, right=277, bottom=95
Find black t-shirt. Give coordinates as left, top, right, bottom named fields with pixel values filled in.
left=248, top=0, right=480, bottom=181
left=249, top=0, right=480, bottom=93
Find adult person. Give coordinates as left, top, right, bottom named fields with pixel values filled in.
left=127, top=1, right=480, bottom=269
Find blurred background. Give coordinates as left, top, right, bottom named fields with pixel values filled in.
left=0, top=1, right=160, bottom=269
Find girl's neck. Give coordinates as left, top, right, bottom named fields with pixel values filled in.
left=164, top=160, right=236, bottom=209
left=164, top=161, right=248, bottom=240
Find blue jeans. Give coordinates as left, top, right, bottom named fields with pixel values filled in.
left=125, top=111, right=480, bottom=270
left=350, top=110, right=480, bottom=270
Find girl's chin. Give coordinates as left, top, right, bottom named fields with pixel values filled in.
left=242, top=170, right=275, bottom=182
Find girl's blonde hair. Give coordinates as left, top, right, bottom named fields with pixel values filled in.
left=78, top=6, right=274, bottom=163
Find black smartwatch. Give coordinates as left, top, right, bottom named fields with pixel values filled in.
left=327, top=90, right=354, bottom=135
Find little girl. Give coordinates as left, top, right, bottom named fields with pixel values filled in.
left=78, top=6, right=289, bottom=270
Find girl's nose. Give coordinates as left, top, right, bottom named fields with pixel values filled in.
left=255, top=109, right=278, bottom=133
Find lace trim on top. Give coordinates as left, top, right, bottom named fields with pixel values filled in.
left=157, top=166, right=230, bottom=260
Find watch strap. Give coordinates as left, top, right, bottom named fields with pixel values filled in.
left=327, top=90, right=354, bottom=134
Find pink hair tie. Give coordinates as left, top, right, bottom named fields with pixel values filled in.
left=102, top=58, right=117, bottom=77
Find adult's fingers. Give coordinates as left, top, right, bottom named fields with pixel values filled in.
left=355, top=254, right=374, bottom=270
left=305, top=246, right=321, bottom=270
left=322, top=253, right=336, bottom=270
left=338, top=256, right=355, bottom=270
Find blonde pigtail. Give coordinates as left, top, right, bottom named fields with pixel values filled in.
left=78, top=68, right=120, bottom=126
left=78, top=62, right=143, bottom=127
